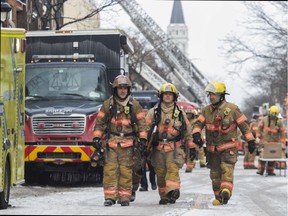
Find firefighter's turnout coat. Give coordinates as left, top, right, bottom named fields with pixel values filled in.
left=256, top=115, right=286, bottom=174
left=192, top=100, right=254, bottom=200
left=93, top=96, right=147, bottom=202
left=146, top=102, right=193, bottom=200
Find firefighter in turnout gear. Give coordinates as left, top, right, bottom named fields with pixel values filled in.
left=145, top=83, right=195, bottom=205
left=93, top=75, right=148, bottom=206
left=256, top=105, right=286, bottom=175
left=192, top=81, right=256, bottom=206
left=243, top=114, right=260, bottom=169
left=182, top=105, right=205, bottom=172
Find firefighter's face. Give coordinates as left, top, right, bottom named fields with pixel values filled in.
left=208, top=92, right=221, bottom=105
left=162, top=92, right=174, bottom=104
left=116, top=85, right=128, bottom=99
left=186, top=113, right=193, bottom=120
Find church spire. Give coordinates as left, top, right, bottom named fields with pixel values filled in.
left=167, top=0, right=188, bottom=56
left=170, top=0, right=185, bottom=24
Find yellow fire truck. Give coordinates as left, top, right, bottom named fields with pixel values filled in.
left=0, top=28, right=26, bottom=209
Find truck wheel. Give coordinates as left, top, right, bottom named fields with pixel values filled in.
left=0, top=161, right=11, bottom=209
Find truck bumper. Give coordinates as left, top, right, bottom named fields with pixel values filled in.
left=24, top=145, right=95, bottom=163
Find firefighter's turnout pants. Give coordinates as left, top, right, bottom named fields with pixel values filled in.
left=243, top=142, right=256, bottom=169
left=103, top=145, right=134, bottom=202
left=206, top=146, right=238, bottom=201
left=150, top=142, right=185, bottom=200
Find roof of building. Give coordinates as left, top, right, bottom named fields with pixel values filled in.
left=170, top=0, right=185, bottom=24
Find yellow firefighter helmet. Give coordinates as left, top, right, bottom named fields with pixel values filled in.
left=269, top=105, right=279, bottom=116
left=159, top=83, right=179, bottom=99
left=205, top=81, right=229, bottom=95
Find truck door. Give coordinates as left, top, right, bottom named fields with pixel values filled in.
left=12, top=37, right=25, bottom=182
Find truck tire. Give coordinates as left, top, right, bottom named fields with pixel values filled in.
left=0, top=160, right=11, bottom=209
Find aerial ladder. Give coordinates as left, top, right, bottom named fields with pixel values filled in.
left=119, top=0, right=210, bottom=105
left=131, top=55, right=192, bottom=102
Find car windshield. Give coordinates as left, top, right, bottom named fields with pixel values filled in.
left=26, top=64, right=108, bottom=102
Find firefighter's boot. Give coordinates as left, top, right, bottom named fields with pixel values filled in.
left=257, top=167, right=264, bottom=175
left=130, top=192, right=136, bottom=202
left=159, top=199, right=169, bottom=205
left=151, top=183, right=157, bottom=190
left=212, top=195, right=222, bottom=206
left=220, top=189, right=231, bottom=205
left=267, top=172, right=276, bottom=176
left=256, top=171, right=264, bottom=175
left=121, top=201, right=130, bottom=206
left=104, top=199, right=115, bottom=206
left=212, top=199, right=222, bottom=206
left=168, top=189, right=180, bottom=204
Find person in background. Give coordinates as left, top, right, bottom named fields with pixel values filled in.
left=256, top=105, right=286, bottom=175
left=192, top=81, right=256, bottom=206
left=274, top=113, right=287, bottom=169
left=183, top=106, right=205, bottom=172
left=145, top=83, right=196, bottom=205
left=139, top=102, right=157, bottom=192
left=131, top=100, right=157, bottom=196
left=138, top=158, right=157, bottom=191
left=242, top=114, right=261, bottom=169
left=93, top=75, right=148, bottom=206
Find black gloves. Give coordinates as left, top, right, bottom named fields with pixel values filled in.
left=189, top=148, right=197, bottom=161
left=192, top=132, right=203, bottom=148
left=92, top=137, right=101, bottom=149
left=248, top=140, right=256, bottom=154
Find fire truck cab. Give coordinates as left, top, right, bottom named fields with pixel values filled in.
left=24, top=29, right=133, bottom=184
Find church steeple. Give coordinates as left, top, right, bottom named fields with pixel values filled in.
left=170, top=0, right=185, bottom=24
left=167, top=0, right=188, bottom=56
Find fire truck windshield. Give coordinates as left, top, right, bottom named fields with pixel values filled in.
left=26, top=64, right=108, bottom=102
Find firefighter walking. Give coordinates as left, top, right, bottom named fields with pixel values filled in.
left=93, top=75, right=147, bottom=206
left=145, top=83, right=196, bottom=205
left=183, top=106, right=205, bottom=172
left=192, top=81, right=256, bottom=206
left=256, top=105, right=286, bottom=175
left=243, top=114, right=260, bottom=169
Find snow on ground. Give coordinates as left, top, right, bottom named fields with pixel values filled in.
left=4, top=155, right=288, bottom=215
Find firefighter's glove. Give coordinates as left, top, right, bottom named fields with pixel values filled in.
left=189, top=148, right=197, bottom=161
left=92, top=137, right=101, bottom=150
left=90, top=148, right=105, bottom=167
left=192, top=132, right=203, bottom=148
left=139, top=138, right=147, bottom=153
left=248, top=140, right=256, bottom=154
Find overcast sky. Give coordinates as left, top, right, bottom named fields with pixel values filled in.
left=100, top=0, right=252, bottom=107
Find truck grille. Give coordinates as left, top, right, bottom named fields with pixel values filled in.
left=32, top=115, right=85, bottom=135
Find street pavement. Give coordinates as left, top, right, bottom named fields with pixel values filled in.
left=5, top=155, right=288, bottom=215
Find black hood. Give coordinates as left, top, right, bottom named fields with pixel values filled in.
left=25, top=98, right=102, bottom=116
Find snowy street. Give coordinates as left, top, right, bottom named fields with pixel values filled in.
left=4, top=155, right=288, bottom=216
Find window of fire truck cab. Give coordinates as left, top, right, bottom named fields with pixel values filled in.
left=25, top=64, right=108, bottom=101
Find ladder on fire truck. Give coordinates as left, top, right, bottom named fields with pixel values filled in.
left=132, top=55, right=191, bottom=102
left=119, top=0, right=210, bottom=105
